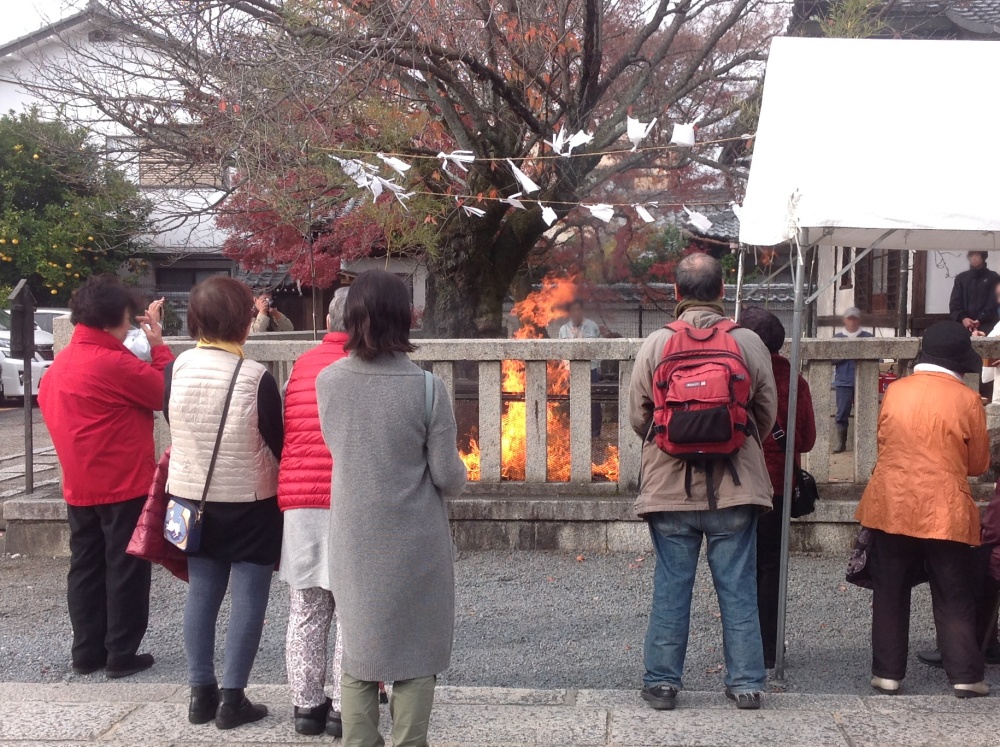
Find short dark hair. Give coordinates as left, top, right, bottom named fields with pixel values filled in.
left=675, top=252, right=723, bottom=302
left=187, top=276, right=255, bottom=343
left=344, top=270, right=416, bottom=361
left=970, top=251, right=989, bottom=261
left=70, top=273, right=143, bottom=329
left=567, top=298, right=585, bottom=311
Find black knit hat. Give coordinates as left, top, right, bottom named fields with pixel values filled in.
left=916, top=321, right=982, bottom=375
left=740, top=306, right=785, bottom=353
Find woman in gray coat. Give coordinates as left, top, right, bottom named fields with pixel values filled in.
left=316, top=270, right=467, bottom=747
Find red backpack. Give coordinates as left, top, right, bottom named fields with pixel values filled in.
left=650, top=319, right=754, bottom=507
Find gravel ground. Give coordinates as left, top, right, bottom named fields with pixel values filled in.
left=0, top=551, right=993, bottom=696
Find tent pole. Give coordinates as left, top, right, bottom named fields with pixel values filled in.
left=734, top=246, right=746, bottom=322
left=773, top=232, right=808, bottom=684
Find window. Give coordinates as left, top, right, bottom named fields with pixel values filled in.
left=854, top=248, right=901, bottom=315
left=155, top=267, right=231, bottom=292
left=839, top=247, right=854, bottom=289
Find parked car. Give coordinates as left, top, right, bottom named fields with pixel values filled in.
left=33, top=307, right=70, bottom=337
left=0, top=309, right=53, bottom=402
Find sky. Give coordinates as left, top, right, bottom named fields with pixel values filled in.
left=6, top=0, right=85, bottom=43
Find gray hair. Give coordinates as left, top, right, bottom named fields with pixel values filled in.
left=675, top=253, right=723, bottom=302
left=328, top=287, right=350, bottom=332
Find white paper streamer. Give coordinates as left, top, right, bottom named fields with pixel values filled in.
left=437, top=150, right=475, bottom=174
left=634, top=204, right=655, bottom=223
left=626, top=117, right=657, bottom=152
left=730, top=202, right=743, bottom=220
left=501, top=192, right=526, bottom=210
left=507, top=159, right=540, bottom=194
left=671, top=123, right=696, bottom=147
left=587, top=203, right=615, bottom=223
left=377, top=152, right=411, bottom=176
left=541, top=205, right=558, bottom=226
left=566, top=130, right=594, bottom=155
left=462, top=205, right=486, bottom=218
left=684, top=206, right=713, bottom=232
left=548, top=129, right=567, bottom=155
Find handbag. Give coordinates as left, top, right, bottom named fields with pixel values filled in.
left=164, top=358, right=244, bottom=554
left=845, top=526, right=874, bottom=589
left=770, top=420, right=819, bottom=518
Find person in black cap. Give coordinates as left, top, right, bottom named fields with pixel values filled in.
left=950, top=252, right=1000, bottom=335
left=855, top=321, right=990, bottom=698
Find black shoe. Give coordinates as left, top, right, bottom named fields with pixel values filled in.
left=326, top=708, right=343, bottom=738
left=294, top=697, right=331, bottom=736
left=379, top=686, right=389, bottom=704
left=189, top=684, right=220, bottom=725
left=216, top=689, right=268, bottom=730
left=725, top=688, right=762, bottom=710
left=916, top=649, right=944, bottom=669
left=986, top=646, right=1000, bottom=666
left=72, top=659, right=106, bottom=676
left=105, top=653, right=154, bottom=679
left=641, top=684, right=678, bottom=711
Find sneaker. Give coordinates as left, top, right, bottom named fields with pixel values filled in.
left=294, top=697, right=330, bottom=736
left=954, top=681, right=990, bottom=699
left=641, top=684, right=678, bottom=711
left=105, top=653, right=154, bottom=680
left=871, top=677, right=901, bottom=695
left=725, top=689, right=762, bottom=710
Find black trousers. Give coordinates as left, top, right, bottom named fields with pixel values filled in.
left=756, top=495, right=782, bottom=667
left=972, top=545, right=1000, bottom=651
left=66, top=497, right=151, bottom=670
left=869, top=530, right=983, bottom=684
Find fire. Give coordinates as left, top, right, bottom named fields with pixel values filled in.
left=460, top=275, right=620, bottom=483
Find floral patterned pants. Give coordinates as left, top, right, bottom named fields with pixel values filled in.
left=286, top=586, right=343, bottom=710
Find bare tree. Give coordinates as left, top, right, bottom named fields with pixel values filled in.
left=24, top=0, right=782, bottom=335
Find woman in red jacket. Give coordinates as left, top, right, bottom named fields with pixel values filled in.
left=740, top=307, right=816, bottom=669
left=38, top=274, right=173, bottom=679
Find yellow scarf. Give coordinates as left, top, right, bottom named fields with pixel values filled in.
left=196, top=339, right=245, bottom=358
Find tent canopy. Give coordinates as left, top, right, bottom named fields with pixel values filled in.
left=739, top=37, right=1000, bottom=251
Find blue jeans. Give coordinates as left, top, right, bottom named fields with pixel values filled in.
left=643, top=505, right=765, bottom=693
left=835, top=386, right=854, bottom=428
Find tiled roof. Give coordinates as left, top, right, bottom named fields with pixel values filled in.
left=235, top=264, right=295, bottom=291
left=946, top=0, right=1000, bottom=33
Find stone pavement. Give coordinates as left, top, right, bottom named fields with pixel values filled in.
left=1, top=683, right=999, bottom=746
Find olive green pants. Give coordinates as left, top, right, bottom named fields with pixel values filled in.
left=341, top=672, right=436, bottom=747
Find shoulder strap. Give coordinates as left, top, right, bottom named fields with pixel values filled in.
left=423, top=370, right=435, bottom=428
left=199, top=358, right=244, bottom=511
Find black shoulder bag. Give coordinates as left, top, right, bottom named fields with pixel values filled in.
left=770, top=420, right=819, bottom=519
left=164, top=358, right=244, bottom=553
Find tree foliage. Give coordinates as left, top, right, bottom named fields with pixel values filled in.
left=24, top=0, right=782, bottom=333
left=0, top=110, right=151, bottom=303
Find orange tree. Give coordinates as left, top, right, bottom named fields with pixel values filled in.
left=0, top=110, right=150, bottom=303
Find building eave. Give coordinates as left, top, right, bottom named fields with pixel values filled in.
left=0, top=2, right=110, bottom=59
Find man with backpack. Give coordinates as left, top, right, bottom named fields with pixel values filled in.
left=629, top=252, right=777, bottom=711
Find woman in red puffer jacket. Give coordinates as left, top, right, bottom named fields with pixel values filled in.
left=739, top=307, right=816, bottom=669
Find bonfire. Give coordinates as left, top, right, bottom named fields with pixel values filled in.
left=460, top=276, right=619, bottom=483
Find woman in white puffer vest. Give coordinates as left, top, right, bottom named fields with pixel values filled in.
left=164, top=277, right=284, bottom=731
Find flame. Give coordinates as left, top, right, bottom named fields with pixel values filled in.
left=460, top=275, right=620, bottom=483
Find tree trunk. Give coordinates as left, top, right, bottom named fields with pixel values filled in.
left=424, top=208, right=547, bottom=338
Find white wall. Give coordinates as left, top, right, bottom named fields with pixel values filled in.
left=341, top=256, right=427, bottom=311
left=0, top=26, right=227, bottom=256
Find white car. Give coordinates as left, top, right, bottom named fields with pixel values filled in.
left=0, top=309, right=53, bottom=402
left=32, top=307, right=70, bottom=336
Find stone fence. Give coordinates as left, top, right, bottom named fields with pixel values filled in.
left=9, top=330, right=1000, bottom=557
left=163, top=335, right=1000, bottom=494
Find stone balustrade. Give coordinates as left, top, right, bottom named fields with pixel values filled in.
left=162, top=335, right=1000, bottom=493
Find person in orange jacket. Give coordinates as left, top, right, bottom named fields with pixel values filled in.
left=856, top=321, right=990, bottom=698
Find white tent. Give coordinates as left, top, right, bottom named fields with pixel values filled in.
left=738, top=36, right=1000, bottom=681
left=741, top=37, right=1000, bottom=251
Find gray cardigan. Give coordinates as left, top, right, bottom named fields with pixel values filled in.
left=316, top=352, right=467, bottom=682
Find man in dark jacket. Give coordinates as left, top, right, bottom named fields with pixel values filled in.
left=950, top=252, right=1000, bottom=335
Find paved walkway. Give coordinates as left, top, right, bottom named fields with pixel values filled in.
left=1, top=682, right=998, bottom=746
